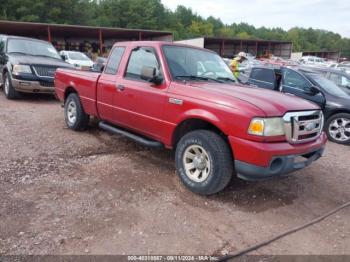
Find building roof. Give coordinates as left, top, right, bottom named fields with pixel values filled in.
left=0, top=20, right=173, bottom=39
left=192, top=36, right=292, bottom=45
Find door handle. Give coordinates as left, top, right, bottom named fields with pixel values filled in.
left=117, top=84, right=125, bottom=91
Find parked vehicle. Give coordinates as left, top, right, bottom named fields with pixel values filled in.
left=0, top=35, right=72, bottom=99
left=248, top=66, right=350, bottom=144
left=55, top=41, right=326, bottom=195
left=299, top=56, right=328, bottom=67
left=331, top=63, right=350, bottom=74
left=60, top=50, right=93, bottom=70
left=307, top=66, right=350, bottom=95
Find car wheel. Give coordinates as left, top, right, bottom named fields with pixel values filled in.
left=326, top=113, right=350, bottom=144
left=3, top=72, right=19, bottom=99
left=64, top=93, right=89, bottom=131
left=175, top=130, right=233, bottom=195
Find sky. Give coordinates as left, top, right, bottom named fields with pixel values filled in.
left=162, top=0, right=350, bottom=38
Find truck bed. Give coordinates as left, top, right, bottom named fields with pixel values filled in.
left=55, top=68, right=101, bottom=116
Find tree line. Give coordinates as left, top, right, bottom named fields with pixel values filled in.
left=1, top=0, right=349, bottom=57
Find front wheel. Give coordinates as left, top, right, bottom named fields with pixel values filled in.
left=64, top=93, right=89, bottom=131
left=3, top=72, right=19, bottom=99
left=175, top=130, right=233, bottom=195
left=325, top=113, right=350, bottom=144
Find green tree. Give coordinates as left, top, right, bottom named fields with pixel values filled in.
left=0, top=0, right=349, bottom=58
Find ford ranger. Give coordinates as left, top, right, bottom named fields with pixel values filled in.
left=55, top=41, right=327, bottom=195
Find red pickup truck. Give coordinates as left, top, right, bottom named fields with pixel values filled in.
left=55, top=41, right=327, bottom=195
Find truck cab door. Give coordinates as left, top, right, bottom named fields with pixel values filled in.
left=112, top=46, right=169, bottom=141
left=248, top=68, right=277, bottom=90
left=281, top=68, right=326, bottom=108
left=96, top=46, right=126, bottom=122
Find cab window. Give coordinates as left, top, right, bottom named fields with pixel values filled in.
left=283, top=70, right=311, bottom=91
left=105, top=47, right=125, bottom=75
left=125, top=47, right=160, bottom=81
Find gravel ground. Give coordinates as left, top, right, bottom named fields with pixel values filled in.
left=0, top=91, right=349, bottom=256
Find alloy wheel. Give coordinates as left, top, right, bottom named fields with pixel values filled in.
left=67, top=100, right=77, bottom=125
left=182, top=145, right=211, bottom=183
left=329, top=117, right=350, bottom=142
left=4, top=76, right=10, bottom=95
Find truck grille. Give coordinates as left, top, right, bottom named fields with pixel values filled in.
left=283, top=110, right=324, bottom=144
left=32, top=66, right=58, bottom=78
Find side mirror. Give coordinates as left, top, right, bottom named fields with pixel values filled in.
left=141, top=66, right=163, bottom=85
left=61, top=55, right=66, bottom=61
left=305, top=86, right=320, bottom=95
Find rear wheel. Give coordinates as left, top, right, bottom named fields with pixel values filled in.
left=325, top=113, right=350, bottom=144
left=64, top=93, right=89, bottom=131
left=3, top=72, right=19, bottom=99
left=175, top=130, right=233, bottom=195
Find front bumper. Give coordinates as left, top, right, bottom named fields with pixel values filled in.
left=12, top=78, right=55, bottom=94
left=235, top=146, right=325, bottom=181
left=229, top=132, right=327, bottom=181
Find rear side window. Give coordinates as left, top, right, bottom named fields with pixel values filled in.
left=125, top=47, right=160, bottom=81
left=105, top=47, right=125, bottom=75
left=250, top=68, right=275, bottom=83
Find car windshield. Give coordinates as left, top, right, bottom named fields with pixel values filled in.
left=339, top=64, right=350, bottom=69
left=7, top=38, right=61, bottom=59
left=68, top=52, right=91, bottom=61
left=162, top=45, right=236, bottom=83
left=306, top=73, right=349, bottom=97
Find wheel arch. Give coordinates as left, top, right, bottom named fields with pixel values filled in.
left=325, top=109, right=350, bottom=122
left=172, top=117, right=228, bottom=149
left=2, top=67, right=8, bottom=81
left=64, top=86, right=79, bottom=101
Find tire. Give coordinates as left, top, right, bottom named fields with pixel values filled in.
left=325, top=113, right=350, bottom=145
left=64, top=93, right=89, bottom=131
left=3, top=72, right=19, bottom=99
left=175, top=130, right=233, bottom=195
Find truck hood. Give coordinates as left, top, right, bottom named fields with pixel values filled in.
left=8, top=54, right=73, bottom=68
left=189, top=82, right=320, bottom=116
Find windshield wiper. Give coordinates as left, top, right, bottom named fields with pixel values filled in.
left=175, top=75, right=223, bottom=83
left=216, top=77, right=237, bottom=83
left=34, top=54, right=61, bottom=60
left=8, top=52, right=29, bottom=55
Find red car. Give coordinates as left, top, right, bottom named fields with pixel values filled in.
left=55, top=41, right=327, bottom=195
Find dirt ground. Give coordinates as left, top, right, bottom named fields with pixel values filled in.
left=0, top=91, right=349, bottom=256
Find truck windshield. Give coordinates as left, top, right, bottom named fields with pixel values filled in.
left=162, top=45, right=236, bottom=83
left=7, top=39, right=61, bottom=60
left=306, top=73, right=349, bottom=98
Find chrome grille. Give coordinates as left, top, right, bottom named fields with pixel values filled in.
left=283, top=110, right=324, bottom=144
left=32, top=66, right=58, bottom=78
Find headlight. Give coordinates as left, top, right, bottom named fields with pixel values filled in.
left=12, top=64, right=32, bottom=75
left=248, top=117, right=285, bottom=136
